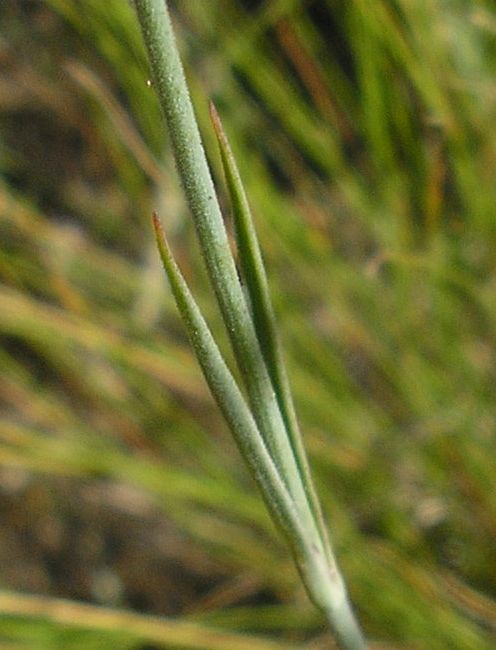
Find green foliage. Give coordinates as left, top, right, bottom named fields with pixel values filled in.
left=1, top=0, right=496, bottom=648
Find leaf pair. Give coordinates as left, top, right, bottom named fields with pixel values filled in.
left=135, top=1, right=365, bottom=645
left=152, top=105, right=365, bottom=649
left=152, top=104, right=320, bottom=556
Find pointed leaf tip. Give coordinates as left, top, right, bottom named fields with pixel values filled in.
left=152, top=210, right=162, bottom=234
left=152, top=211, right=170, bottom=263
left=208, top=100, right=227, bottom=146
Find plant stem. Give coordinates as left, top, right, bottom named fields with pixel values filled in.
left=133, top=1, right=367, bottom=647
left=133, top=0, right=311, bottom=520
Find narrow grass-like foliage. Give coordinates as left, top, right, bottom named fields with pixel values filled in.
left=2, top=1, right=496, bottom=648
left=134, top=0, right=365, bottom=647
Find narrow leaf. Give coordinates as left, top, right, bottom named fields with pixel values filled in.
left=151, top=213, right=311, bottom=559
left=209, top=102, right=330, bottom=550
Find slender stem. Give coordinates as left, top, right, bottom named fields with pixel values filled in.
left=133, top=0, right=311, bottom=522
left=133, top=2, right=367, bottom=647
left=326, top=600, right=368, bottom=650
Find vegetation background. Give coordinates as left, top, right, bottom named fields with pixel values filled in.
left=1, top=0, right=495, bottom=648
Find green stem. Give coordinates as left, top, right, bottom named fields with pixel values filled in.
left=133, top=0, right=309, bottom=519
left=133, top=2, right=367, bottom=647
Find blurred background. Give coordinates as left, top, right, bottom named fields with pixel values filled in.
left=1, top=0, right=496, bottom=648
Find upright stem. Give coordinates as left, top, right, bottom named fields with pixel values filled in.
left=133, top=1, right=367, bottom=647
left=133, top=0, right=311, bottom=522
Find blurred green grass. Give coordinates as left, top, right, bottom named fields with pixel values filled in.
left=1, top=0, right=495, bottom=648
